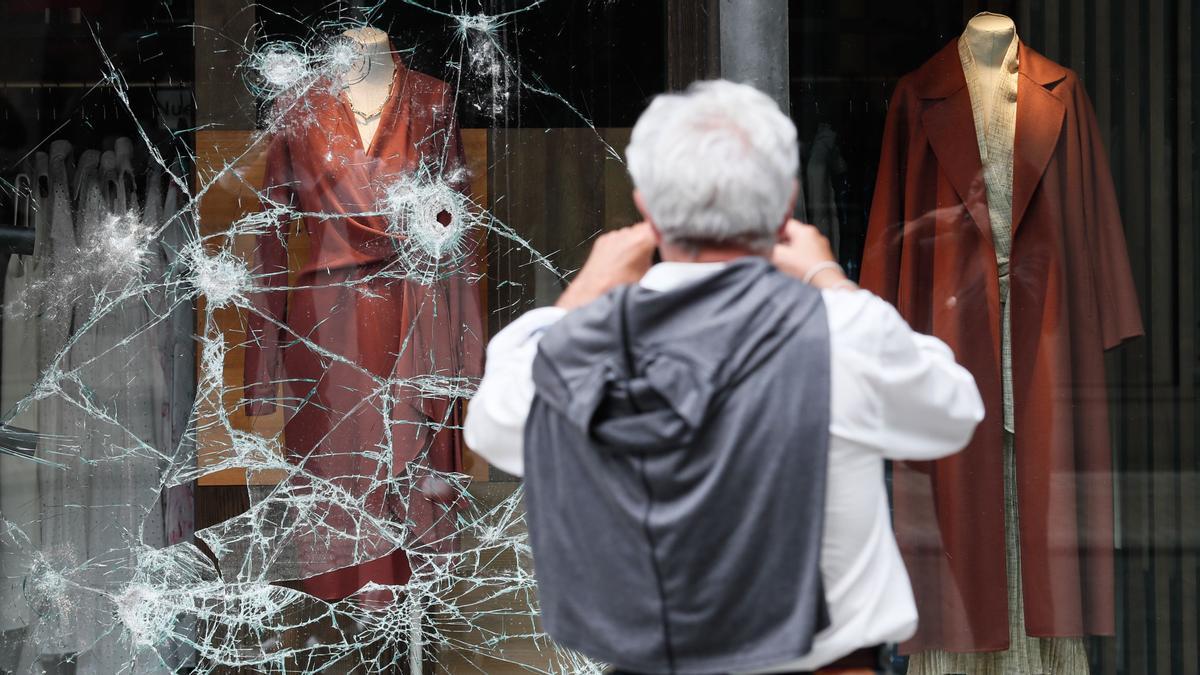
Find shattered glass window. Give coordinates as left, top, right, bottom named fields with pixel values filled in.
left=0, top=1, right=663, bottom=672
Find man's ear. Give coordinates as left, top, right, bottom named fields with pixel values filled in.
left=776, top=179, right=801, bottom=241
left=633, top=190, right=664, bottom=244
left=784, top=179, right=800, bottom=224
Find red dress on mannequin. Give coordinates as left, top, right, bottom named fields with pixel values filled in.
left=243, top=58, right=483, bottom=601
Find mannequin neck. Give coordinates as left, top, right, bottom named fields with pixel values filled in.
left=340, top=25, right=396, bottom=148
left=963, top=12, right=1017, bottom=71
left=342, top=26, right=394, bottom=85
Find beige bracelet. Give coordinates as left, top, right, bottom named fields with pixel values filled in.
left=802, top=261, right=844, bottom=285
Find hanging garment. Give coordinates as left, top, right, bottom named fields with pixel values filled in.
left=31, top=141, right=76, bottom=527
left=242, top=57, right=484, bottom=600
left=145, top=160, right=195, bottom=549
left=160, top=161, right=197, bottom=500
left=908, top=440, right=1090, bottom=675
left=0, top=155, right=46, bottom=641
left=31, top=143, right=167, bottom=674
left=31, top=147, right=94, bottom=659
left=143, top=164, right=171, bottom=471
left=143, top=159, right=197, bottom=672
left=805, top=123, right=847, bottom=259
left=113, top=137, right=139, bottom=212
left=77, top=146, right=163, bottom=675
left=861, top=40, right=1142, bottom=654
left=906, top=32, right=1087, bottom=675
left=10, top=142, right=75, bottom=674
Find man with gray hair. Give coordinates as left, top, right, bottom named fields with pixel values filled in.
left=464, top=80, right=984, bottom=674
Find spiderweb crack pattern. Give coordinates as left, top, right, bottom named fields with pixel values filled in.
left=0, top=2, right=627, bottom=672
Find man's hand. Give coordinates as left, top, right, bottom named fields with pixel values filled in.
left=556, top=223, right=657, bottom=310
left=771, top=220, right=853, bottom=289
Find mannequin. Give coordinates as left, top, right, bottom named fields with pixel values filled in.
left=244, top=24, right=482, bottom=675
left=865, top=0, right=1143, bottom=662
left=904, top=12, right=1089, bottom=675
left=341, top=26, right=396, bottom=149
left=962, top=12, right=1017, bottom=112
left=960, top=11, right=1019, bottom=437
left=245, top=7, right=482, bottom=623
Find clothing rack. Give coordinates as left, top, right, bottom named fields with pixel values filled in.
left=0, top=81, right=192, bottom=89
left=0, top=226, right=34, bottom=255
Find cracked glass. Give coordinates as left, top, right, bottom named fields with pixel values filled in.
left=0, top=1, right=662, bottom=672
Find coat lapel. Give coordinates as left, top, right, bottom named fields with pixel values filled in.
left=916, top=41, right=1070, bottom=243
left=917, top=42, right=993, bottom=245
left=1011, top=43, right=1067, bottom=236
left=923, top=89, right=993, bottom=244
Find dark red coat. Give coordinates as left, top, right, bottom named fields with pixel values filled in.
left=861, top=41, right=1143, bottom=653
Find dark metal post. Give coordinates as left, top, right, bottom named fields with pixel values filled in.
left=0, top=226, right=35, bottom=255
left=718, top=0, right=790, bottom=113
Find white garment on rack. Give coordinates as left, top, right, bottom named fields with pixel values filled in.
left=0, top=153, right=48, bottom=636
left=147, top=162, right=195, bottom=549
left=143, top=160, right=198, bottom=671
left=75, top=145, right=164, bottom=675
left=29, top=142, right=165, bottom=675
left=31, top=143, right=86, bottom=661
left=33, top=148, right=97, bottom=659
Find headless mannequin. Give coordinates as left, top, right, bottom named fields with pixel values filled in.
left=908, top=13, right=1089, bottom=675
left=962, top=12, right=1017, bottom=103
left=341, top=26, right=396, bottom=149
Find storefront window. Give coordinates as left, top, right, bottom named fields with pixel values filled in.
left=0, top=2, right=661, bottom=672
left=0, top=1, right=1193, bottom=674
left=792, top=3, right=1196, bottom=673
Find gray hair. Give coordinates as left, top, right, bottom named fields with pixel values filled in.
left=625, top=80, right=799, bottom=252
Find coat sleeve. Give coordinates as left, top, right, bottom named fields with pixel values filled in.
left=242, top=133, right=295, bottom=416
left=859, top=82, right=912, bottom=305
left=1075, top=83, right=1144, bottom=348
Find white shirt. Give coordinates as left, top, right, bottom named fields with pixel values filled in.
left=464, top=262, right=985, bottom=672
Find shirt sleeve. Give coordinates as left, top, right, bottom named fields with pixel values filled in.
left=827, top=289, right=984, bottom=461
left=464, top=306, right=568, bottom=477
